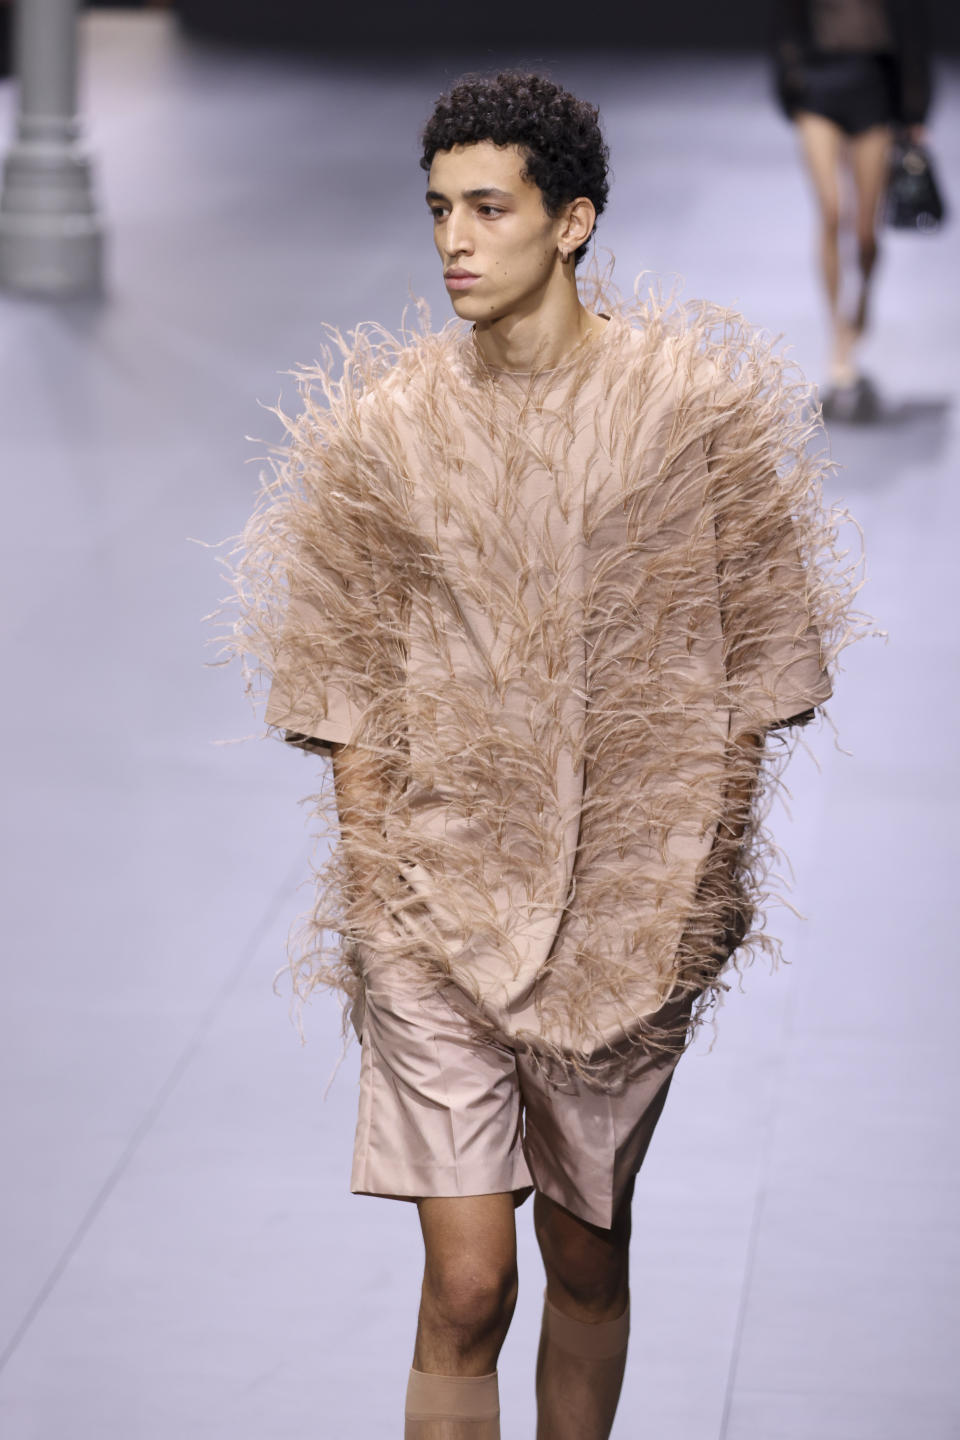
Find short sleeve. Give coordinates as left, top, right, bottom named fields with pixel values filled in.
left=718, top=516, right=833, bottom=730
left=708, top=420, right=833, bottom=732
left=264, top=592, right=366, bottom=748
left=241, top=392, right=393, bottom=752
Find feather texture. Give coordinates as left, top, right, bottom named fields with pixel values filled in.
left=223, top=280, right=867, bottom=1089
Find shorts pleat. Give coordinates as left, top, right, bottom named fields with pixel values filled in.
left=351, top=954, right=687, bottom=1229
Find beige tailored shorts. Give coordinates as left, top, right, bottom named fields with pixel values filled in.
left=351, top=953, right=690, bottom=1229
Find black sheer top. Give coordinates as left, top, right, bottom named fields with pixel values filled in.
left=774, top=0, right=932, bottom=124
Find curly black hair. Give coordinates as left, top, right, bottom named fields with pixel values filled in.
left=420, top=71, right=610, bottom=266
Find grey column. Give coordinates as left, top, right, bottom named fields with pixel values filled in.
left=0, top=0, right=104, bottom=296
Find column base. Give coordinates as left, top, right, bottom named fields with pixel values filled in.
left=0, top=212, right=103, bottom=296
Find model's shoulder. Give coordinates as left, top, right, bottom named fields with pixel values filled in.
left=289, top=320, right=469, bottom=455
left=610, top=291, right=808, bottom=412
left=591, top=303, right=713, bottom=411
left=371, top=326, right=471, bottom=407
left=609, top=298, right=733, bottom=381
left=341, top=325, right=476, bottom=443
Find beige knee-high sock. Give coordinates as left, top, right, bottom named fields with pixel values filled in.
left=535, top=1295, right=630, bottom=1440
left=404, top=1368, right=500, bottom=1440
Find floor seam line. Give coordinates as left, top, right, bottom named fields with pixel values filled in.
left=717, top=975, right=798, bottom=1439
left=0, top=861, right=302, bottom=1376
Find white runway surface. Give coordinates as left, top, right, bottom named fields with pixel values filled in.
left=1, top=16, right=958, bottom=1437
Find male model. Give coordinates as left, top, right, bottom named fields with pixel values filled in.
left=233, top=71, right=856, bottom=1440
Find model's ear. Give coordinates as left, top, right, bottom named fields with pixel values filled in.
left=558, top=196, right=597, bottom=260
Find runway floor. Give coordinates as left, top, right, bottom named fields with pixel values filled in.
left=1, top=14, right=958, bottom=1438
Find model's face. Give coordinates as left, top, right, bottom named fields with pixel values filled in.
left=426, top=142, right=564, bottom=323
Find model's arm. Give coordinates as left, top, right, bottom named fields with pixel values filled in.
left=890, top=0, right=932, bottom=132
left=772, top=0, right=809, bottom=119
left=684, top=724, right=770, bottom=970
left=329, top=741, right=390, bottom=903
left=720, top=728, right=765, bottom=845
left=700, top=709, right=814, bottom=960
left=705, top=727, right=766, bottom=956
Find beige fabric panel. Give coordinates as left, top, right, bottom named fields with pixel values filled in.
left=351, top=949, right=686, bottom=1229
left=230, top=291, right=863, bottom=1082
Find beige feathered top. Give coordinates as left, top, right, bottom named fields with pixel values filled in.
left=230, top=289, right=862, bottom=1087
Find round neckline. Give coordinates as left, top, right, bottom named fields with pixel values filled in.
left=471, top=313, right=615, bottom=378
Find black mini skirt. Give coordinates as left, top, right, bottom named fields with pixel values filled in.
left=796, top=52, right=896, bottom=135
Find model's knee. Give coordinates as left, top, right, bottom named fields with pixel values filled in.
left=857, top=231, right=878, bottom=273
left=424, top=1255, right=518, bottom=1341
left=541, top=1247, right=628, bottom=1314
left=820, top=208, right=841, bottom=242
left=535, top=1206, right=629, bottom=1315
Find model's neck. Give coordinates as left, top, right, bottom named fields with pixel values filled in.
left=472, top=272, right=607, bottom=373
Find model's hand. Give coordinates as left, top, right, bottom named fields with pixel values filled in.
left=907, top=124, right=928, bottom=147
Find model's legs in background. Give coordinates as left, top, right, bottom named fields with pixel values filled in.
left=794, top=111, right=854, bottom=386
left=533, top=1179, right=634, bottom=1440
left=406, top=1193, right=518, bottom=1438
left=849, top=123, right=893, bottom=342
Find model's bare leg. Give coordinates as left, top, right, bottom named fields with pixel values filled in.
left=795, top=111, right=855, bottom=384
left=849, top=123, right=892, bottom=338
left=533, top=1180, right=634, bottom=1440
left=406, top=1193, right=518, bottom=1438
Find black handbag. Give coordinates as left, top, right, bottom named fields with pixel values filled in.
left=886, top=141, right=947, bottom=232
